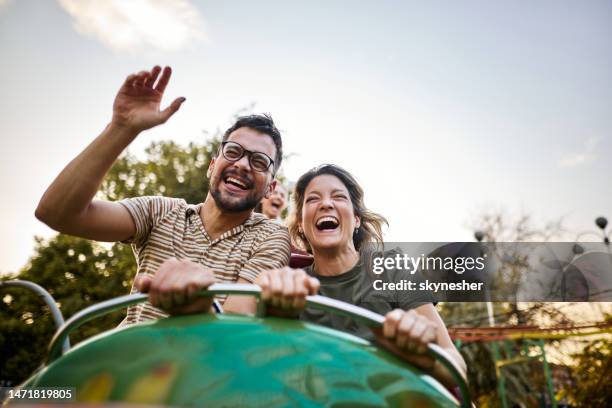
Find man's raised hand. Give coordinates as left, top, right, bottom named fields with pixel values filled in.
left=112, top=66, right=186, bottom=133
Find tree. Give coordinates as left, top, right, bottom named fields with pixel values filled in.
left=0, top=235, right=134, bottom=383
left=1, top=133, right=221, bottom=386
left=559, top=314, right=612, bottom=407
left=438, top=210, right=569, bottom=406
left=99, top=138, right=219, bottom=204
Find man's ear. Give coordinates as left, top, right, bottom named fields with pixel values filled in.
left=264, top=179, right=277, bottom=199
left=207, top=157, right=216, bottom=179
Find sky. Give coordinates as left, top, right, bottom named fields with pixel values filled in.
left=0, top=0, right=611, bottom=275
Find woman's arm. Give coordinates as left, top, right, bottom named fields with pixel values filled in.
left=257, top=268, right=466, bottom=388
left=378, top=304, right=467, bottom=389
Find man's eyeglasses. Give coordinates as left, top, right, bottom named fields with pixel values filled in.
left=220, top=141, right=275, bottom=173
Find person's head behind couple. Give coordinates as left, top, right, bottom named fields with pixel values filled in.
left=256, top=182, right=288, bottom=221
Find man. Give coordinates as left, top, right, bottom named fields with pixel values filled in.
left=35, top=66, right=290, bottom=323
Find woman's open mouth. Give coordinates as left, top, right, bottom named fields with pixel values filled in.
left=315, top=216, right=339, bottom=232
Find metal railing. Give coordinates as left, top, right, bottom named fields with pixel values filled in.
left=44, top=283, right=470, bottom=406
left=0, top=279, right=70, bottom=353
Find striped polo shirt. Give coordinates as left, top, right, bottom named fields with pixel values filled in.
left=118, top=195, right=291, bottom=324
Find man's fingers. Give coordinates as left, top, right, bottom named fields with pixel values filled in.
left=133, top=71, right=149, bottom=87
left=124, top=73, right=139, bottom=88
left=170, top=274, right=187, bottom=307
left=259, top=273, right=272, bottom=300
left=157, top=267, right=179, bottom=311
left=148, top=262, right=168, bottom=308
left=153, top=258, right=180, bottom=310
left=171, top=297, right=213, bottom=315
left=178, top=269, right=214, bottom=307
left=175, top=267, right=214, bottom=306
left=144, top=65, right=162, bottom=88
left=134, top=274, right=153, bottom=293
left=193, top=270, right=215, bottom=288
left=186, top=282, right=199, bottom=304
left=154, top=66, right=172, bottom=93
left=159, top=97, right=186, bottom=123
left=124, top=70, right=146, bottom=87
left=148, top=258, right=216, bottom=313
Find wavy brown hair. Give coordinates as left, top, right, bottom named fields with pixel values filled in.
left=288, top=164, right=388, bottom=253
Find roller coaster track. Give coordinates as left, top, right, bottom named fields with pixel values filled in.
left=448, top=322, right=612, bottom=342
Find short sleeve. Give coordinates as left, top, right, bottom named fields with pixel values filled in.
left=239, top=226, right=291, bottom=282
left=397, top=288, right=435, bottom=311
left=118, top=196, right=185, bottom=247
left=383, top=248, right=435, bottom=311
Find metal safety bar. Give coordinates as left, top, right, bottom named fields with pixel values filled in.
left=45, top=283, right=470, bottom=407
left=46, top=283, right=260, bottom=364
left=1, top=279, right=70, bottom=353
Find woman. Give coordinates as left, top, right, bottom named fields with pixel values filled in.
left=255, top=164, right=466, bottom=388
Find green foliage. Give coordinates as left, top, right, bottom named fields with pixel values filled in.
left=0, top=236, right=133, bottom=384
left=440, top=302, right=561, bottom=407
left=559, top=314, right=612, bottom=407
left=1, top=134, right=221, bottom=386
left=100, top=139, right=220, bottom=204
left=439, top=212, right=574, bottom=406
left=439, top=302, right=512, bottom=405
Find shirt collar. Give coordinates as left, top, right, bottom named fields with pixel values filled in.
left=186, top=204, right=267, bottom=243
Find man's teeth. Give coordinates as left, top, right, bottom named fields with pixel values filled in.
left=226, top=177, right=247, bottom=189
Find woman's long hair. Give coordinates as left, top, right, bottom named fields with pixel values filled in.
left=288, top=164, right=388, bottom=253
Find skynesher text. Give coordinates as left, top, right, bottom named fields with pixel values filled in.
left=373, top=279, right=484, bottom=292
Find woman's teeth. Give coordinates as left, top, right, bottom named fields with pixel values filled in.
left=316, top=216, right=339, bottom=230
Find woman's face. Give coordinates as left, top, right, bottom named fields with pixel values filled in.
left=300, top=174, right=360, bottom=253
left=261, top=184, right=287, bottom=220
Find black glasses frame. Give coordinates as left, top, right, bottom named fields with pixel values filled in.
left=220, top=141, right=275, bottom=173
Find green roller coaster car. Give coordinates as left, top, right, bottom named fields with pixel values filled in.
left=4, top=282, right=470, bottom=407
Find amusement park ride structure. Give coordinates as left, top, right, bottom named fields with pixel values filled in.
left=1, top=217, right=609, bottom=406
left=2, top=281, right=470, bottom=407
left=468, top=215, right=611, bottom=408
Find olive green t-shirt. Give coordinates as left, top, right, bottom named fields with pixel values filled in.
left=300, top=250, right=434, bottom=342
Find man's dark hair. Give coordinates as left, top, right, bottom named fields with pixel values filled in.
left=222, top=114, right=283, bottom=174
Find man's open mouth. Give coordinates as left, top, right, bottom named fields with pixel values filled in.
left=316, top=216, right=339, bottom=231
left=224, top=176, right=250, bottom=190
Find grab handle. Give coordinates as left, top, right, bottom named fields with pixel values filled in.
left=46, top=283, right=470, bottom=407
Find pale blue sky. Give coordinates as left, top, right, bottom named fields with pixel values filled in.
left=1, top=0, right=610, bottom=274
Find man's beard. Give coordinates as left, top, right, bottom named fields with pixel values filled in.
left=210, top=169, right=265, bottom=213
